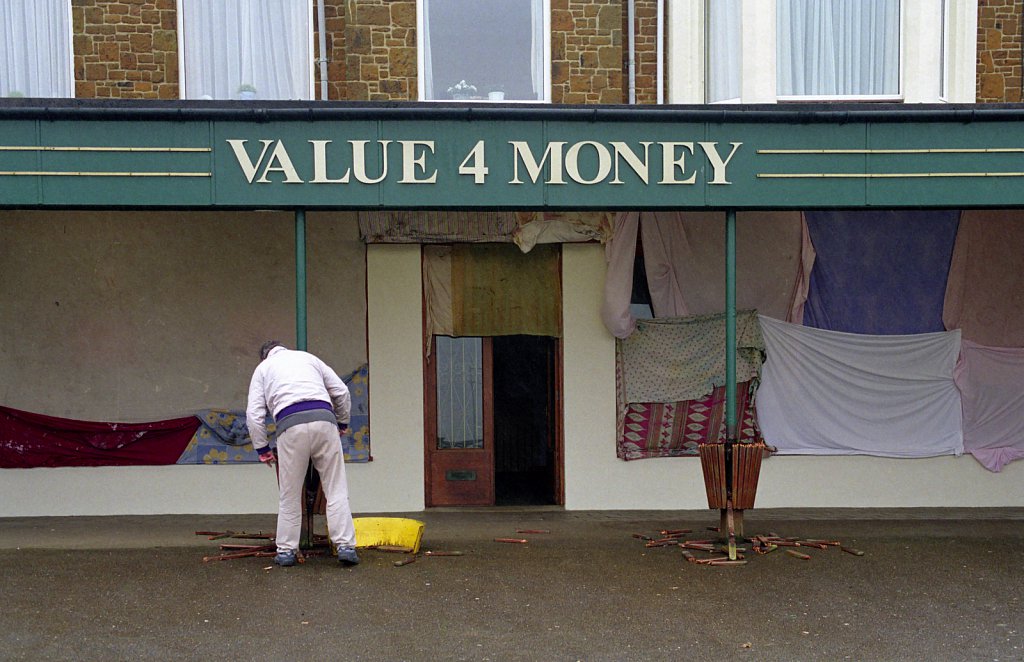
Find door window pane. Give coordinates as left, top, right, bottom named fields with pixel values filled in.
left=435, top=336, right=484, bottom=449
left=0, top=0, right=72, bottom=98
left=420, top=0, right=549, bottom=101
left=179, top=0, right=312, bottom=100
left=777, top=0, right=900, bottom=97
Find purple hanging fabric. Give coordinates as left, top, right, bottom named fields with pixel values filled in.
left=802, top=210, right=960, bottom=334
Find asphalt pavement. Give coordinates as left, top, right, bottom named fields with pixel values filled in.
left=1, top=508, right=1022, bottom=661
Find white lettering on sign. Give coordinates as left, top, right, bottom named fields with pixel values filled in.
left=700, top=141, right=742, bottom=184
left=225, top=138, right=741, bottom=187
left=400, top=140, right=437, bottom=184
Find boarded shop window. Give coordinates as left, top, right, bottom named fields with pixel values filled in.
left=0, top=0, right=72, bottom=98
left=424, top=244, right=562, bottom=342
left=178, top=0, right=312, bottom=100
left=418, top=0, right=550, bottom=102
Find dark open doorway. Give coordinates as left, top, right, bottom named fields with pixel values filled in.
left=492, top=335, right=558, bottom=506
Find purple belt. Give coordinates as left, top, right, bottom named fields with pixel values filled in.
left=276, top=400, right=333, bottom=420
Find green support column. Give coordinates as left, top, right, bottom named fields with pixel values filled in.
left=724, top=209, right=739, bottom=558
left=295, top=209, right=315, bottom=549
left=725, top=209, right=737, bottom=440
left=295, top=209, right=307, bottom=351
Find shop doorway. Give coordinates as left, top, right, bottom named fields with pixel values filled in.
left=425, top=334, right=562, bottom=507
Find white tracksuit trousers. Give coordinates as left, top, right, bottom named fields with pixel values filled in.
left=274, top=419, right=356, bottom=553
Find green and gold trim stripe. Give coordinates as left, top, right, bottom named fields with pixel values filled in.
left=0, top=170, right=210, bottom=177
left=758, top=172, right=1024, bottom=179
left=0, top=146, right=210, bottom=152
left=757, top=148, right=1024, bottom=155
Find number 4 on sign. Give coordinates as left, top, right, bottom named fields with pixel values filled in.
left=458, top=140, right=489, bottom=184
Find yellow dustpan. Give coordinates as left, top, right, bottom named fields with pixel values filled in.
left=353, top=517, right=425, bottom=553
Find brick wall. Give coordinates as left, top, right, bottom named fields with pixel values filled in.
left=553, top=0, right=624, bottom=104
left=72, top=0, right=178, bottom=99
left=977, top=0, right=1023, bottom=102
left=314, top=0, right=348, bottom=100
left=67, top=0, right=657, bottom=105
left=343, top=0, right=417, bottom=101
left=630, top=0, right=660, bottom=104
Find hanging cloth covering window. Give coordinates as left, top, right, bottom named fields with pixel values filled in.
left=803, top=210, right=960, bottom=335
left=943, top=210, right=1024, bottom=347
left=955, top=340, right=1024, bottom=472
left=602, top=211, right=812, bottom=339
left=614, top=311, right=765, bottom=460
left=423, top=244, right=561, bottom=342
left=0, top=406, right=200, bottom=469
left=618, top=310, right=764, bottom=405
left=756, top=315, right=963, bottom=458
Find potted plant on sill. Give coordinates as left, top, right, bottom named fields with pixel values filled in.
left=447, top=80, right=477, bottom=100
left=236, top=83, right=258, bottom=100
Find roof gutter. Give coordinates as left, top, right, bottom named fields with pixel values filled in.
left=2, top=99, right=1024, bottom=124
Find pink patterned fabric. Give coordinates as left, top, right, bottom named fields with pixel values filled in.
left=617, top=382, right=760, bottom=460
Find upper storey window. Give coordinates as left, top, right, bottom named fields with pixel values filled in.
left=689, top=0, right=976, bottom=104
left=178, top=0, right=313, bottom=100
left=0, top=0, right=73, bottom=98
left=776, top=0, right=900, bottom=99
left=418, top=0, right=550, bottom=102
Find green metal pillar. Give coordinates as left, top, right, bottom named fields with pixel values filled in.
left=295, top=209, right=316, bottom=548
left=724, top=209, right=738, bottom=558
left=725, top=209, right=737, bottom=440
left=295, top=209, right=307, bottom=351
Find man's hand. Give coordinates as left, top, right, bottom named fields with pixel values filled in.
left=338, top=423, right=349, bottom=435
left=257, top=447, right=276, bottom=467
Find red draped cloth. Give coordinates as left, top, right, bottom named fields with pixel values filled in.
left=0, top=406, right=200, bottom=468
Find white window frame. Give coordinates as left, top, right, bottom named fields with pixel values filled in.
left=669, top=0, right=977, bottom=104
left=416, top=0, right=552, bottom=103
left=175, top=0, right=314, bottom=101
left=0, top=0, right=74, bottom=98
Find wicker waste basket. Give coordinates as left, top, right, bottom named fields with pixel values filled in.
left=699, top=441, right=766, bottom=510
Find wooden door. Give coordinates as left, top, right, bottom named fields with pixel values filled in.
left=424, top=336, right=495, bottom=506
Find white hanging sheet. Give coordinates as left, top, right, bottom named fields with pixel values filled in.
left=756, top=316, right=963, bottom=457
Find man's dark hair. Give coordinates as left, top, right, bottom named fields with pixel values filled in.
left=259, top=340, right=285, bottom=361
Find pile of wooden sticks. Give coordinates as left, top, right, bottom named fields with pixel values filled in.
left=195, top=530, right=331, bottom=563
left=633, top=527, right=864, bottom=567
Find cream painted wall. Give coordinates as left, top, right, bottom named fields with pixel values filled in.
left=353, top=244, right=426, bottom=512
left=3, top=239, right=1023, bottom=516
left=0, top=210, right=367, bottom=422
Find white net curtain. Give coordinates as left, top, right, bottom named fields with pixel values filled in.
left=0, top=0, right=73, bottom=98
left=179, top=0, right=312, bottom=100
left=777, top=0, right=900, bottom=97
left=707, top=0, right=900, bottom=101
